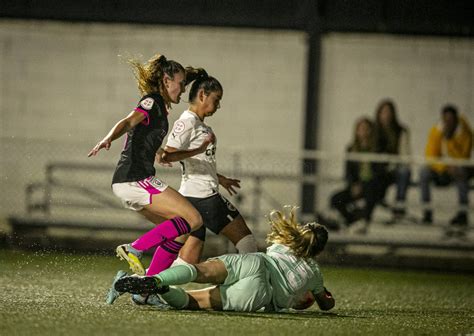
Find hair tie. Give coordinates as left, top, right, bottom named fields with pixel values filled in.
left=198, top=68, right=208, bottom=79
left=158, top=55, right=168, bottom=66
left=303, top=222, right=318, bottom=233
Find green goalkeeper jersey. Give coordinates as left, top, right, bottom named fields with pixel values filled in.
left=263, top=243, right=325, bottom=310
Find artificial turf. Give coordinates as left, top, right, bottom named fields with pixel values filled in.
left=0, top=249, right=472, bottom=335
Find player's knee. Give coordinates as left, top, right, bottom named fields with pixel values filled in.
left=195, top=260, right=227, bottom=284
left=194, top=262, right=212, bottom=282
left=187, top=211, right=203, bottom=231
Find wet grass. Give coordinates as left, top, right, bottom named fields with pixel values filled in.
left=0, top=249, right=473, bottom=335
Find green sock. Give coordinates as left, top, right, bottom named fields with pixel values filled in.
left=155, top=264, right=197, bottom=286
left=161, top=286, right=189, bottom=309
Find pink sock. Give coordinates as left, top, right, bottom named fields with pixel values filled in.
left=146, top=240, right=184, bottom=276
left=131, top=217, right=191, bottom=251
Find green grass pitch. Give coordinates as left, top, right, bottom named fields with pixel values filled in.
left=0, top=249, right=472, bottom=335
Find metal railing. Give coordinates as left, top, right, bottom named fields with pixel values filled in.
left=24, top=151, right=474, bottom=224
left=5, top=152, right=472, bottom=257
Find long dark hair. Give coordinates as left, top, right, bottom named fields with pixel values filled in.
left=350, top=117, right=376, bottom=152
left=375, top=99, right=405, bottom=153
left=185, top=67, right=223, bottom=102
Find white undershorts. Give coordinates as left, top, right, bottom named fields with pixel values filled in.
left=112, top=176, right=168, bottom=211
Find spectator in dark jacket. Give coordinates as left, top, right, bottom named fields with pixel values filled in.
left=374, top=99, right=411, bottom=222
left=330, top=117, right=391, bottom=234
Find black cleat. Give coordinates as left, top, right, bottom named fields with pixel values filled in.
left=114, top=275, right=169, bottom=295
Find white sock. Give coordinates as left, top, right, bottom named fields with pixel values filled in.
left=170, top=256, right=190, bottom=268
left=235, top=234, right=258, bottom=253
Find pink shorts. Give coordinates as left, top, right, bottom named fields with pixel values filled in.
left=112, top=176, right=168, bottom=211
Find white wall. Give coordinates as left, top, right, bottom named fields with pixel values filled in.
left=1, top=20, right=473, bottom=224
left=0, top=20, right=306, bottom=150
left=0, top=20, right=306, bottom=221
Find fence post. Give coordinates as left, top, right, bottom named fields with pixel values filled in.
left=300, top=8, right=322, bottom=221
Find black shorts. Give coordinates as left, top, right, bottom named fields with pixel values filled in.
left=186, top=193, right=240, bottom=241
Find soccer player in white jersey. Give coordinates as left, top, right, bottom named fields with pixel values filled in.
left=157, top=69, right=258, bottom=264
left=115, top=206, right=335, bottom=313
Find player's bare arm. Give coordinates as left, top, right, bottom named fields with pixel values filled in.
left=88, top=110, right=145, bottom=157
left=155, top=148, right=173, bottom=167
left=162, top=133, right=215, bottom=162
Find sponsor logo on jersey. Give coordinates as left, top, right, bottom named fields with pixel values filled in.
left=140, top=98, right=154, bottom=110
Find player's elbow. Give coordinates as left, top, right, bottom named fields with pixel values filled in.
left=161, top=151, right=170, bottom=162
left=162, top=147, right=178, bottom=162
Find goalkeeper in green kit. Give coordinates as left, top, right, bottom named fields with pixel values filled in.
left=115, top=206, right=335, bottom=312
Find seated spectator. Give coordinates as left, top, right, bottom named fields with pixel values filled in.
left=330, top=117, right=390, bottom=234
left=374, top=99, right=411, bottom=222
left=419, top=104, right=472, bottom=228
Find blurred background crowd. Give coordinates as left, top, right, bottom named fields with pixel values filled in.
left=324, top=101, right=472, bottom=236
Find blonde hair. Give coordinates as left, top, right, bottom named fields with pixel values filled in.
left=266, top=206, right=328, bottom=259
left=127, top=53, right=185, bottom=109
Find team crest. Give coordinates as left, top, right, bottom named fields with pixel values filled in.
left=140, top=98, right=154, bottom=110
left=173, top=120, right=186, bottom=134
left=148, top=177, right=164, bottom=188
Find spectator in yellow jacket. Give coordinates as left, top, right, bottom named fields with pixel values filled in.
left=420, top=104, right=472, bottom=227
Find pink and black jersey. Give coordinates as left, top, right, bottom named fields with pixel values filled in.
left=112, top=93, right=169, bottom=184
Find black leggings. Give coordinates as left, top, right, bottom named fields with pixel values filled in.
left=330, top=180, right=388, bottom=224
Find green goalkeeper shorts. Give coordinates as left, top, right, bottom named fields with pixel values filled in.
left=214, top=253, right=272, bottom=312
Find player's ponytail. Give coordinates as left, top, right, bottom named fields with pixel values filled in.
left=266, top=206, right=328, bottom=259
left=128, top=53, right=185, bottom=108
left=185, top=67, right=208, bottom=85
left=186, top=67, right=223, bottom=103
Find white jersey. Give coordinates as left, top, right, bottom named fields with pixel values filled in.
left=165, top=110, right=219, bottom=198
